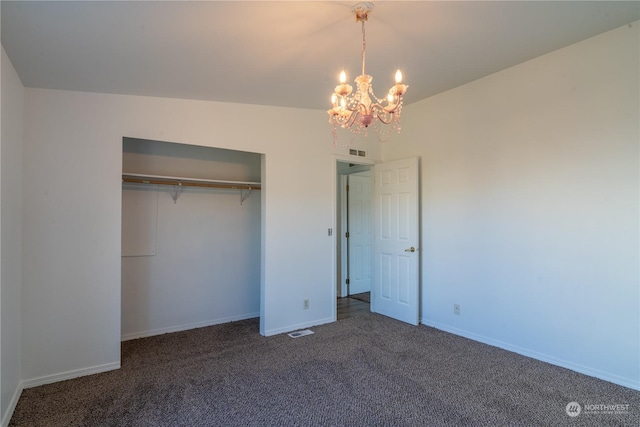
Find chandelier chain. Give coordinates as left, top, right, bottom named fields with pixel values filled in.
left=361, top=20, right=366, bottom=76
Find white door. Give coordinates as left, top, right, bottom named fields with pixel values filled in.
left=348, top=172, right=372, bottom=295
left=371, top=157, right=420, bottom=325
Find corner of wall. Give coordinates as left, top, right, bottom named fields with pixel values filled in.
left=1, top=44, right=25, bottom=427
left=0, top=382, right=23, bottom=427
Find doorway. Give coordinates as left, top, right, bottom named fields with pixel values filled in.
left=337, top=161, right=373, bottom=316
left=335, top=156, right=421, bottom=325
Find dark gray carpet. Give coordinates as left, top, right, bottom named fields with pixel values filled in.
left=10, top=312, right=640, bottom=426
left=349, top=292, right=370, bottom=303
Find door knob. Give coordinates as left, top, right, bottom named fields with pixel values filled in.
left=405, top=246, right=416, bottom=253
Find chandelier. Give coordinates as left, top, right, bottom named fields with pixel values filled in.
left=327, top=2, right=408, bottom=142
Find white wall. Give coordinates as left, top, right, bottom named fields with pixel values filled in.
left=21, top=89, right=379, bottom=384
left=1, top=47, right=24, bottom=425
left=384, top=22, right=639, bottom=389
left=121, top=140, right=261, bottom=340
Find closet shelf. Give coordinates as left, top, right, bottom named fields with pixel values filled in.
left=122, top=173, right=261, bottom=204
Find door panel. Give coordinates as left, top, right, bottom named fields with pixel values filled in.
left=372, top=157, right=419, bottom=325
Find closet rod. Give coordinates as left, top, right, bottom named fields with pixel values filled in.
left=122, top=176, right=260, bottom=190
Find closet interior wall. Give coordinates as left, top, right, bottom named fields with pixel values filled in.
left=121, top=138, right=261, bottom=340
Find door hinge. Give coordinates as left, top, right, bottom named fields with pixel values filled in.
left=346, top=184, right=349, bottom=191
left=346, top=278, right=350, bottom=285
left=345, top=232, right=350, bottom=238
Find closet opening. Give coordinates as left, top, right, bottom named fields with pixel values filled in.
left=121, top=137, right=262, bottom=340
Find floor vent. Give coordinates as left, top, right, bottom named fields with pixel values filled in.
left=288, top=329, right=314, bottom=338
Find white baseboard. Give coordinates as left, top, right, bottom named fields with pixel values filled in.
left=21, top=362, right=120, bottom=390
left=1, top=382, right=24, bottom=427
left=264, top=316, right=334, bottom=337
left=422, top=319, right=640, bottom=392
left=121, top=312, right=260, bottom=341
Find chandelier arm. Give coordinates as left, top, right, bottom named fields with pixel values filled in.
left=342, top=110, right=360, bottom=128
left=383, top=97, right=403, bottom=113
left=346, top=101, right=375, bottom=118
left=370, top=104, right=395, bottom=124
left=364, top=83, right=404, bottom=114
left=349, top=113, right=362, bottom=128
left=331, top=106, right=363, bottom=129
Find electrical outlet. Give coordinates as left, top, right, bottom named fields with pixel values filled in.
left=454, top=304, right=460, bottom=315
left=303, top=299, right=310, bottom=310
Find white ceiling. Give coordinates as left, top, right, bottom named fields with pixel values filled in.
left=2, top=1, right=638, bottom=110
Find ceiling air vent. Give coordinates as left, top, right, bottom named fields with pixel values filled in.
left=349, top=149, right=366, bottom=157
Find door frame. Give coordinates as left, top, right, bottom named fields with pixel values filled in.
left=339, top=165, right=373, bottom=298
left=332, top=155, right=376, bottom=319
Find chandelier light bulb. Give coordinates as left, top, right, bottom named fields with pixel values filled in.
left=395, top=70, right=403, bottom=84
left=339, top=71, right=347, bottom=84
